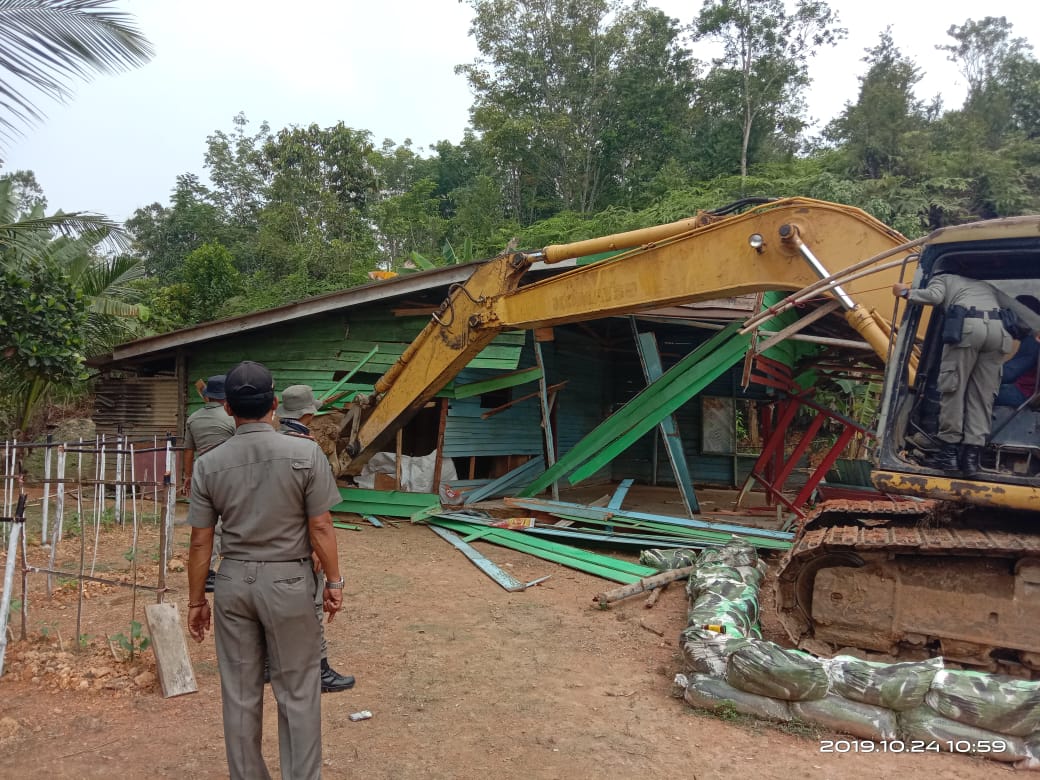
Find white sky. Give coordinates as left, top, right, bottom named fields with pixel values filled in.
left=2, top=0, right=1038, bottom=223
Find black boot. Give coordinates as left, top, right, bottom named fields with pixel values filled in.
left=320, top=658, right=355, bottom=693
left=960, top=444, right=981, bottom=477
left=924, top=442, right=961, bottom=472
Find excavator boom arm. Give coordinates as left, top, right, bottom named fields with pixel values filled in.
left=342, top=198, right=914, bottom=473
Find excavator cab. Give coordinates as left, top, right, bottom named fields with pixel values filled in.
left=874, top=218, right=1040, bottom=504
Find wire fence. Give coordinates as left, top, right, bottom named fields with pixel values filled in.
left=0, top=433, right=182, bottom=676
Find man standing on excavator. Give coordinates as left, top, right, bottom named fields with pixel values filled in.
left=893, top=275, right=1011, bottom=476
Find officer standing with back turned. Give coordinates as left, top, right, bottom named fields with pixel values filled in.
left=893, top=274, right=1011, bottom=476
left=186, top=361, right=344, bottom=780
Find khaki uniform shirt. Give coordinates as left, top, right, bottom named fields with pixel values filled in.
left=187, top=423, right=341, bottom=560
left=184, top=402, right=235, bottom=455
left=907, top=273, right=1000, bottom=312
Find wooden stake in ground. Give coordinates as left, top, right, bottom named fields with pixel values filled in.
left=144, top=603, right=198, bottom=698
left=594, top=566, right=694, bottom=607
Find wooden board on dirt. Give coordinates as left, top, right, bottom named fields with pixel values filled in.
left=144, top=602, right=198, bottom=698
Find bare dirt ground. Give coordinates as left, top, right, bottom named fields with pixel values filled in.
left=0, top=496, right=1009, bottom=780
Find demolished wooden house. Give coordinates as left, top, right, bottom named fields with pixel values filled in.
left=88, top=250, right=888, bottom=539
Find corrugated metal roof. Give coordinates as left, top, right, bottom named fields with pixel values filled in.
left=97, top=263, right=489, bottom=364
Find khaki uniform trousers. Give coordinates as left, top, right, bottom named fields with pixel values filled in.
left=214, top=558, right=322, bottom=780
left=937, top=317, right=1011, bottom=446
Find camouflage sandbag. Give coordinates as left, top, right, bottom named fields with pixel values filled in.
left=683, top=672, right=793, bottom=722
left=687, top=592, right=758, bottom=637
left=924, top=669, right=1040, bottom=736
left=791, top=694, right=899, bottom=741
left=899, top=706, right=1029, bottom=763
left=680, top=627, right=752, bottom=677
left=828, top=656, right=943, bottom=712
left=640, top=548, right=698, bottom=571
left=1016, top=738, right=1040, bottom=771
left=696, top=541, right=759, bottom=569
left=726, top=641, right=831, bottom=701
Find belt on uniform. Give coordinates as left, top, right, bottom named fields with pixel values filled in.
left=221, top=557, right=309, bottom=563
left=965, top=309, right=1002, bottom=320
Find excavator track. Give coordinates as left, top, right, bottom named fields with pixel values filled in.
left=775, top=500, right=1040, bottom=677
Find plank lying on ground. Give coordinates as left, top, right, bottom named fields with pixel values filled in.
left=594, top=566, right=695, bottom=607
left=504, top=497, right=793, bottom=542
left=607, top=478, right=634, bottom=510
left=427, top=524, right=526, bottom=592
left=534, top=512, right=792, bottom=551
left=332, top=488, right=440, bottom=518
left=423, top=516, right=656, bottom=584
left=333, top=521, right=362, bottom=531
left=430, top=506, right=788, bottom=551
left=144, top=603, right=198, bottom=698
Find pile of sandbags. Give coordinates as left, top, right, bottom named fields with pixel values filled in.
left=673, top=541, right=1040, bottom=770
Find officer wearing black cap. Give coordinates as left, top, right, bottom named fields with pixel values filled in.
left=186, top=361, right=344, bottom=780
left=182, top=375, right=235, bottom=589
left=276, top=383, right=356, bottom=693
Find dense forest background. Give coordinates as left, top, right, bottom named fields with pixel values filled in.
left=2, top=0, right=1039, bottom=433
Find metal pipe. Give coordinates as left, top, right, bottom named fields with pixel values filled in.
left=780, top=224, right=856, bottom=309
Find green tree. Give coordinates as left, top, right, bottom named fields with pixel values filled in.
left=0, top=0, right=152, bottom=141
left=0, top=177, right=144, bottom=432
left=459, top=0, right=697, bottom=219
left=693, top=0, right=846, bottom=180
left=160, top=242, right=241, bottom=325
left=126, top=174, right=229, bottom=281
left=825, top=29, right=929, bottom=179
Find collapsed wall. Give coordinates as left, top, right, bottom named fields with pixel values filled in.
left=666, top=541, right=1040, bottom=770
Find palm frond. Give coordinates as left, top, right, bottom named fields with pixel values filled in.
left=0, top=0, right=154, bottom=138
left=0, top=211, right=127, bottom=254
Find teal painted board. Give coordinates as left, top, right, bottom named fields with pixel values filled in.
left=634, top=329, right=699, bottom=515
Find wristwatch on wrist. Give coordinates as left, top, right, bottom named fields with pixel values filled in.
left=900, top=288, right=910, bottom=299
left=324, top=578, right=345, bottom=590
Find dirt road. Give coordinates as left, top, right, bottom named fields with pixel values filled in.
left=0, top=517, right=1006, bottom=779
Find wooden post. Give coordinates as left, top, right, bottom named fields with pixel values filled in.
left=431, top=398, right=450, bottom=491
left=533, top=330, right=559, bottom=501
left=395, top=429, right=403, bottom=490
left=144, top=603, right=198, bottom=698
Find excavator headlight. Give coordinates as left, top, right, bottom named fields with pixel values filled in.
left=748, top=233, right=765, bottom=253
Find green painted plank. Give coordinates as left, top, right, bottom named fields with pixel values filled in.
left=426, top=518, right=652, bottom=584
left=507, top=498, right=793, bottom=541
left=452, top=366, right=543, bottom=400
left=430, top=518, right=655, bottom=576
left=331, top=488, right=440, bottom=518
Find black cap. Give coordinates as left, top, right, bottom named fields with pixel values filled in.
left=225, top=361, right=275, bottom=400
left=203, top=375, right=226, bottom=400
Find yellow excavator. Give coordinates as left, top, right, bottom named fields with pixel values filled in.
left=337, top=196, right=1040, bottom=676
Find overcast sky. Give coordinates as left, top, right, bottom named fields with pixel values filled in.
left=2, top=0, right=1038, bottom=223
